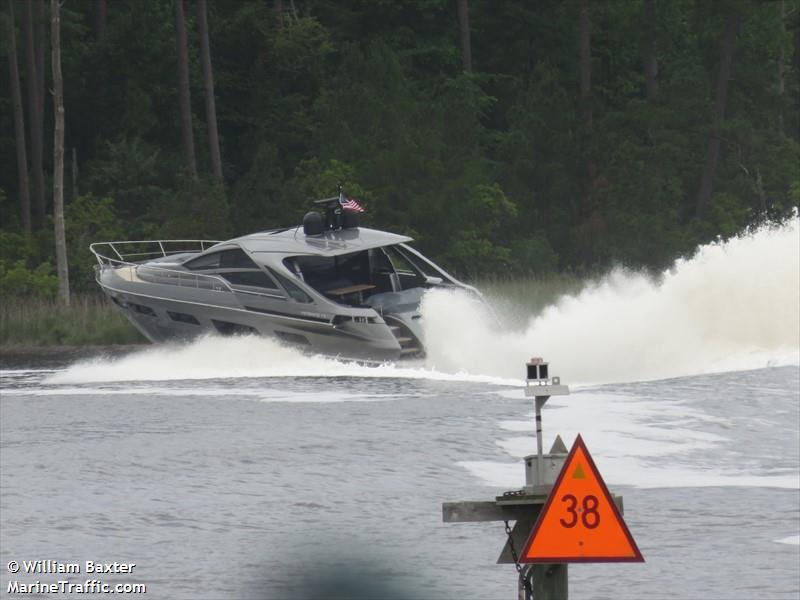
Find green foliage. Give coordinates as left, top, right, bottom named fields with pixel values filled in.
left=65, top=195, right=123, bottom=291
left=509, top=236, right=560, bottom=276
left=0, top=230, right=31, bottom=265
left=84, top=137, right=175, bottom=234
left=160, top=176, right=232, bottom=240
left=0, top=0, right=798, bottom=324
left=0, top=227, right=59, bottom=298
left=442, top=184, right=518, bottom=276
left=0, top=260, right=58, bottom=298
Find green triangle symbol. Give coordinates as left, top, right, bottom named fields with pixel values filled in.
left=572, top=463, right=586, bottom=479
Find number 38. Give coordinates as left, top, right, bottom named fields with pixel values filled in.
left=559, top=494, right=600, bottom=529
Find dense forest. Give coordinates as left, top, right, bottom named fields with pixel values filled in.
left=1, top=0, right=799, bottom=300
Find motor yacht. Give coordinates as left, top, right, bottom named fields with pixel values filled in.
left=90, top=195, right=479, bottom=361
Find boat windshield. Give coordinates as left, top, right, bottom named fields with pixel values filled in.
left=284, top=245, right=443, bottom=305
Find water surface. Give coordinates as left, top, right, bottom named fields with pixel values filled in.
left=2, top=360, right=797, bottom=599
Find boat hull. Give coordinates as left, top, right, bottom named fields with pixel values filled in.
left=98, top=276, right=411, bottom=362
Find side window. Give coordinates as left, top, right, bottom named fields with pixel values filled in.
left=269, top=268, right=313, bottom=303
left=186, top=248, right=257, bottom=271
left=385, top=246, right=417, bottom=275
left=221, top=271, right=279, bottom=290
left=219, top=249, right=258, bottom=269
left=185, top=251, right=221, bottom=270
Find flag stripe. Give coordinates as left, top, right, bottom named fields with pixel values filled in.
left=341, top=197, right=365, bottom=213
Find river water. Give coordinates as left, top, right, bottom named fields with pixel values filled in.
left=1, top=219, right=799, bottom=599
left=0, top=360, right=798, bottom=599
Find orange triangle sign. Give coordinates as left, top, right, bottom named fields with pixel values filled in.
left=519, top=434, right=644, bottom=563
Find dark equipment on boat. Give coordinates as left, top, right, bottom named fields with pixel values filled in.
left=312, top=190, right=360, bottom=233
left=303, top=211, right=325, bottom=236
left=342, top=209, right=359, bottom=229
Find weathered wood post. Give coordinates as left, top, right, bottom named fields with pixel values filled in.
left=443, top=358, right=640, bottom=600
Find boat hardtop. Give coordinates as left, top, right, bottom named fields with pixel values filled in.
left=223, top=226, right=414, bottom=257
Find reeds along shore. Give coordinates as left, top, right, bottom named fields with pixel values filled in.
left=0, top=293, right=145, bottom=347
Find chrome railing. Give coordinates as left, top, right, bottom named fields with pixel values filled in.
left=90, top=239, right=222, bottom=264
left=89, top=239, right=234, bottom=292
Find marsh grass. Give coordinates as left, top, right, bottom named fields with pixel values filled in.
left=475, top=274, right=589, bottom=326
left=0, top=294, right=145, bottom=346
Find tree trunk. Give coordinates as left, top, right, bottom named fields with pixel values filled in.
left=457, top=0, right=472, bottom=73
left=72, top=147, right=78, bottom=200
left=778, top=0, right=785, bottom=132
left=795, top=7, right=800, bottom=139
left=175, top=0, right=197, bottom=177
left=579, top=0, right=592, bottom=131
left=642, top=0, right=658, bottom=101
left=577, top=0, right=599, bottom=266
left=695, top=12, right=740, bottom=219
left=196, top=0, right=223, bottom=180
left=93, top=0, right=108, bottom=123
left=94, top=0, right=107, bottom=40
left=7, top=0, right=31, bottom=234
left=23, top=0, right=45, bottom=227
left=275, top=0, right=284, bottom=29
left=35, top=0, right=45, bottom=120
left=51, top=0, right=69, bottom=306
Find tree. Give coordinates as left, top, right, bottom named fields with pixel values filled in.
left=778, top=0, right=785, bottom=132
left=642, top=0, right=658, bottom=100
left=457, top=0, right=472, bottom=73
left=92, top=0, right=108, bottom=125
left=0, top=0, right=797, bottom=293
left=196, top=0, right=223, bottom=180
left=695, top=11, right=740, bottom=219
left=51, top=0, right=69, bottom=306
left=93, top=0, right=107, bottom=40
left=22, top=0, right=45, bottom=226
left=7, top=0, right=31, bottom=234
left=579, top=0, right=592, bottom=131
left=174, top=0, right=197, bottom=177
left=35, top=0, right=45, bottom=136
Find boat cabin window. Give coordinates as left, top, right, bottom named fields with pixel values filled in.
left=185, top=247, right=283, bottom=293
left=290, top=252, right=371, bottom=294
left=381, top=246, right=428, bottom=290
left=282, top=246, right=438, bottom=306
left=185, top=248, right=258, bottom=270
left=220, top=271, right=279, bottom=289
left=268, top=268, right=313, bottom=303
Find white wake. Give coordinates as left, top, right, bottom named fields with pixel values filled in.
left=422, top=216, right=800, bottom=383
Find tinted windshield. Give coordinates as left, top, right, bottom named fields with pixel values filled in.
left=284, top=244, right=449, bottom=304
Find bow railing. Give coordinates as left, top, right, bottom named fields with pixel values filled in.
left=89, top=239, right=233, bottom=292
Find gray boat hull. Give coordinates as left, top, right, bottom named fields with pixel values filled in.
left=98, top=271, right=416, bottom=362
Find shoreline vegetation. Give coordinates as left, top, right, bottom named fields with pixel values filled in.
left=0, top=293, right=146, bottom=348
left=0, top=276, right=585, bottom=349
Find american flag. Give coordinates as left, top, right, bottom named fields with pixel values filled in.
left=339, top=195, right=365, bottom=213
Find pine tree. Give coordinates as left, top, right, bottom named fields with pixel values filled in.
left=175, top=0, right=197, bottom=177
left=7, top=0, right=31, bottom=233
left=197, top=0, right=222, bottom=180
left=51, top=0, right=69, bottom=305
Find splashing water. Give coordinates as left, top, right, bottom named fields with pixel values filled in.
left=422, top=216, right=800, bottom=383
left=49, top=216, right=798, bottom=385
left=46, top=334, right=521, bottom=386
